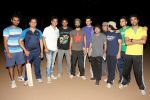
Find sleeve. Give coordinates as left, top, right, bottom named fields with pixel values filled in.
left=142, top=29, right=147, bottom=37
left=20, top=29, right=28, bottom=41
left=90, top=35, right=93, bottom=43
left=117, top=33, right=122, bottom=40
left=70, top=30, right=73, bottom=37
left=43, top=28, right=47, bottom=37
left=57, top=29, right=60, bottom=38
left=124, top=30, right=129, bottom=38
left=3, top=28, right=9, bottom=37
left=103, top=34, right=107, bottom=43
left=38, top=29, right=43, bottom=40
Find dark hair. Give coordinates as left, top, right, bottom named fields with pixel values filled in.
left=11, top=14, right=20, bottom=20
left=51, top=16, right=58, bottom=21
left=120, top=16, right=127, bottom=21
left=62, top=18, right=68, bottom=22
left=29, top=17, right=38, bottom=22
left=94, top=24, right=101, bottom=30
left=85, top=16, right=92, bottom=20
left=130, top=14, right=139, bottom=20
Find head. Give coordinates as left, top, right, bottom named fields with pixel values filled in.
left=29, top=17, right=37, bottom=28
left=108, top=21, right=117, bottom=31
left=120, top=16, right=128, bottom=27
left=85, top=16, right=92, bottom=26
left=94, top=24, right=101, bottom=34
left=130, top=14, right=139, bottom=26
left=102, top=22, right=108, bottom=32
left=11, top=15, right=20, bottom=26
left=74, top=18, right=81, bottom=28
left=51, top=16, right=58, bottom=27
left=61, top=18, right=68, bottom=27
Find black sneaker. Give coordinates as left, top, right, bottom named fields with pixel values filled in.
left=90, top=77, right=96, bottom=80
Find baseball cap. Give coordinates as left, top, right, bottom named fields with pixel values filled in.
left=108, top=21, right=117, bottom=29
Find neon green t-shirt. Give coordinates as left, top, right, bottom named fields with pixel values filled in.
left=119, top=26, right=130, bottom=52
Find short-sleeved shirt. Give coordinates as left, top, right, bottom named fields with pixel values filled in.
left=90, top=33, right=106, bottom=57
left=119, top=26, right=130, bottom=52
left=3, top=26, right=23, bottom=53
left=82, top=26, right=93, bottom=48
left=105, top=32, right=122, bottom=56
left=43, top=25, right=59, bottom=51
left=125, top=26, right=147, bottom=55
left=70, top=29, right=86, bottom=51
left=57, top=27, right=72, bottom=50
left=20, top=28, right=42, bottom=53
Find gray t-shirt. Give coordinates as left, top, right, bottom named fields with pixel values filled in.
left=90, top=33, right=106, bottom=57
left=70, top=29, right=85, bottom=51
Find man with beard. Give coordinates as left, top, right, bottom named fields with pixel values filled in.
left=69, top=18, right=87, bottom=80
left=121, top=15, right=147, bottom=96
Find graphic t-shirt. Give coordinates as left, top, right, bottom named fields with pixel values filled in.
left=105, top=32, right=122, bottom=56
left=57, top=27, right=72, bottom=50
left=70, top=29, right=86, bottom=51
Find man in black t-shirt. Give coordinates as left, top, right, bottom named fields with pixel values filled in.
left=57, top=18, right=72, bottom=78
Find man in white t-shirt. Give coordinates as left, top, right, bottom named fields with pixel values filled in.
left=43, top=17, right=59, bottom=83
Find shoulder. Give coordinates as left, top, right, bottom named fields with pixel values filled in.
left=3, top=26, right=12, bottom=31
left=36, top=29, right=42, bottom=33
left=22, top=28, right=30, bottom=33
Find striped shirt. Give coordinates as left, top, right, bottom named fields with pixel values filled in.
left=3, top=26, right=23, bottom=53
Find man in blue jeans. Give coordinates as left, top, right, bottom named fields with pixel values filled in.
left=43, top=17, right=59, bottom=83
left=19, top=17, right=43, bottom=86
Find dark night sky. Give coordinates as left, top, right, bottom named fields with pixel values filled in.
left=0, top=0, right=149, bottom=33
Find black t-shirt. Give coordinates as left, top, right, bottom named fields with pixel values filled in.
left=57, top=27, right=72, bottom=50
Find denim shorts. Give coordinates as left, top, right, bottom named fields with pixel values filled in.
left=5, top=51, right=25, bottom=67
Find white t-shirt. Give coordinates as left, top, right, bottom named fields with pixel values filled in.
left=43, top=25, right=59, bottom=51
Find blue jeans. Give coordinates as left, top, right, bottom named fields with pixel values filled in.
left=24, top=52, right=42, bottom=81
left=46, top=50, right=57, bottom=77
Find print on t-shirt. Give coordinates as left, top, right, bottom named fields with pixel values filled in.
left=75, top=33, right=82, bottom=42
left=59, top=33, right=69, bottom=44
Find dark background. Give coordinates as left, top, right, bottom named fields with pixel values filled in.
left=0, top=0, right=149, bottom=43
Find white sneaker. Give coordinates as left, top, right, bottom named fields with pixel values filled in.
left=47, top=77, right=51, bottom=84
left=81, top=76, right=86, bottom=80
left=76, top=73, right=80, bottom=77
left=37, top=79, right=43, bottom=83
left=113, top=80, right=115, bottom=83
left=24, top=81, right=28, bottom=86
left=106, top=83, right=112, bottom=88
left=140, top=90, right=146, bottom=96
left=11, top=80, right=17, bottom=88
left=57, top=74, right=62, bottom=78
left=51, top=75, right=57, bottom=80
left=70, top=75, right=74, bottom=79
left=18, top=76, right=24, bottom=82
left=104, top=78, right=107, bottom=82
left=119, top=84, right=124, bottom=89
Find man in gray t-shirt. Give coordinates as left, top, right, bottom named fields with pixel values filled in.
left=89, top=25, right=107, bottom=86
left=90, top=33, right=106, bottom=57
left=69, top=18, right=86, bottom=80
left=70, top=30, right=85, bottom=51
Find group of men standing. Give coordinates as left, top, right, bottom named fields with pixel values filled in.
left=3, top=14, right=147, bottom=95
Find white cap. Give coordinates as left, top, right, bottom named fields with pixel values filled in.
left=108, top=21, right=117, bottom=29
